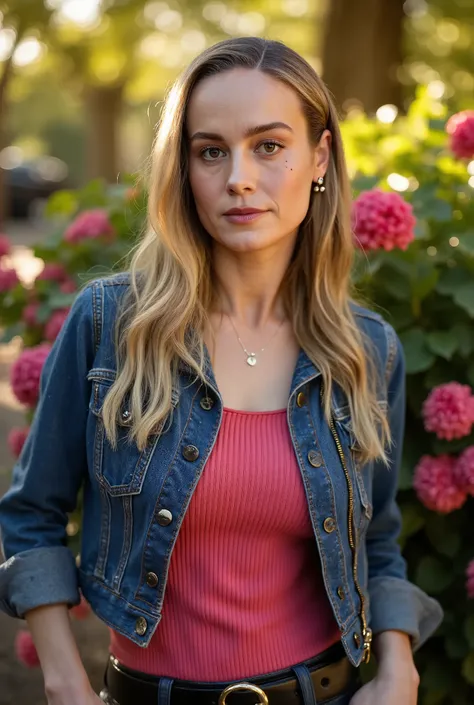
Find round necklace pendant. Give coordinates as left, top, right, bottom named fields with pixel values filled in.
left=247, top=354, right=257, bottom=366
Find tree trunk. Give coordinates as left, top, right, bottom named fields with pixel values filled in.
left=84, top=83, right=124, bottom=183
left=321, top=0, right=405, bottom=115
left=0, top=36, right=20, bottom=227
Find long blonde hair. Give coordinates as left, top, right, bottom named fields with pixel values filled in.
left=102, top=37, right=390, bottom=464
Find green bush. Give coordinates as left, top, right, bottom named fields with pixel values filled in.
left=2, top=88, right=474, bottom=702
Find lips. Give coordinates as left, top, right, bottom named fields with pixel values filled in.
left=223, top=207, right=266, bottom=215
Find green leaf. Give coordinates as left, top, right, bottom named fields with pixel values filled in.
left=45, top=190, right=78, bottom=218
left=425, top=515, right=461, bottom=557
left=0, top=322, right=24, bottom=343
left=399, top=328, right=435, bottom=373
left=451, top=323, right=474, bottom=357
left=445, top=633, right=469, bottom=660
left=415, top=555, right=454, bottom=594
left=437, top=267, right=471, bottom=296
left=35, top=303, right=52, bottom=325
left=400, top=503, right=425, bottom=543
left=464, top=614, right=474, bottom=650
left=48, top=293, right=77, bottom=309
left=426, top=331, right=458, bottom=360
left=457, top=232, right=474, bottom=256
left=454, top=284, right=474, bottom=318
left=462, top=653, right=474, bottom=686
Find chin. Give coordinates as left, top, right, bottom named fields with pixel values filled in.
left=219, top=230, right=274, bottom=252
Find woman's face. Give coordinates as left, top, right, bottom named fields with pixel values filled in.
left=187, top=68, right=330, bottom=254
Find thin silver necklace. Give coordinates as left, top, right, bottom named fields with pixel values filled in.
left=226, top=313, right=285, bottom=366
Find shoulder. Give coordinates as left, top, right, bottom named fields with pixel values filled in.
left=350, top=300, right=401, bottom=384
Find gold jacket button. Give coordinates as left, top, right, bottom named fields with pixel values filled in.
left=135, top=617, right=148, bottom=636
left=323, top=517, right=336, bottom=533
left=182, top=444, right=200, bottom=461
left=145, top=572, right=159, bottom=588
left=296, top=392, right=307, bottom=407
left=200, top=397, right=214, bottom=411
left=337, top=586, right=345, bottom=600
left=157, top=509, right=173, bottom=526
left=307, top=450, right=323, bottom=467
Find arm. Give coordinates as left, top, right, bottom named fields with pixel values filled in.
left=0, top=285, right=104, bottom=702
left=0, top=285, right=94, bottom=617
left=26, top=604, right=100, bottom=704
left=366, top=326, right=443, bottom=650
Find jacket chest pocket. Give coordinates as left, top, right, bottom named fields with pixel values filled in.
left=333, top=408, right=374, bottom=536
left=87, top=369, right=177, bottom=496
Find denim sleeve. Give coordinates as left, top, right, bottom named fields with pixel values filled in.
left=366, top=324, right=443, bottom=650
left=0, top=284, right=95, bottom=618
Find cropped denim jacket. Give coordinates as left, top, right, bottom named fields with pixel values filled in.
left=0, top=274, right=442, bottom=667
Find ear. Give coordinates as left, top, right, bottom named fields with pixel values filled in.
left=312, top=129, right=332, bottom=182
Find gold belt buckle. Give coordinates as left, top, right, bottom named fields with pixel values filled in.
left=218, top=682, right=269, bottom=705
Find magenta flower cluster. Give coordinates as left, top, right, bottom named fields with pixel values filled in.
left=446, top=110, right=474, bottom=160
left=352, top=189, right=416, bottom=252
left=414, top=382, right=474, bottom=515
left=10, top=344, right=51, bottom=407
left=64, top=209, right=115, bottom=243
left=422, top=382, right=474, bottom=440
left=7, top=427, right=29, bottom=458
left=44, top=308, right=71, bottom=342
left=0, top=233, right=20, bottom=293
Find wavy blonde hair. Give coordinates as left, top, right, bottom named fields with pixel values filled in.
left=102, top=37, right=390, bottom=464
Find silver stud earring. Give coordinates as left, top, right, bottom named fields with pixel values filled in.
left=313, top=176, right=325, bottom=193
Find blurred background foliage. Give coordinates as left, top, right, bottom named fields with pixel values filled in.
left=1, top=0, right=474, bottom=217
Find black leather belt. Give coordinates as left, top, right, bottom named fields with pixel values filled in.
left=102, top=641, right=358, bottom=705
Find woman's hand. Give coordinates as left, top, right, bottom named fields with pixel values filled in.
left=349, top=668, right=419, bottom=705
left=350, top=630, right=419, bottom=705
left=46, top=680, right=104, bottom=705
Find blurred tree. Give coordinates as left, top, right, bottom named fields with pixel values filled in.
left=0, top=0, right=53, bottom=223
left=321, top=0, right=405, bottom=114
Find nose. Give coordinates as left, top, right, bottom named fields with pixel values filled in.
left=226, top=152, right=257, bottom=196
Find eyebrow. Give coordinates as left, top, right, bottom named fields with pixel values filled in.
left=189, top=121, right=294, bottom=142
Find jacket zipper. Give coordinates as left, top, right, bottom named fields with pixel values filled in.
left=320, top=383, right=373, bottom=663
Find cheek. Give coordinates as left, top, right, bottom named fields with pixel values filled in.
left=189, top=164, right=218, bottom=215
left=271, top=164, right=312, bottom=218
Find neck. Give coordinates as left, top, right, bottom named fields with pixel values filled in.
left=211, top=237, right=296, bottom=328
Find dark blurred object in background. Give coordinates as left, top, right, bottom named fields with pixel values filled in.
left=0, top=147, right=68, bottom=219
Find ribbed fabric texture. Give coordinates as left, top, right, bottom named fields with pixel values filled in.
left=110, top=407, right=340, bottom=680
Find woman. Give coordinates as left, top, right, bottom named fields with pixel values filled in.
left=0, top=37, right=442, bottom=705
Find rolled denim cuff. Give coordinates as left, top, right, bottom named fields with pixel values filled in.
left=368, top=576, right=444, bottom=650
left=0, top=546, right=80, bottom=618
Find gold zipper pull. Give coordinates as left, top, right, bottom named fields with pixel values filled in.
left=362, top=627, right=373, bottom=663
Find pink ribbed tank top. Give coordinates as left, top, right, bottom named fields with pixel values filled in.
left=110, top=407, right=340, bottom=680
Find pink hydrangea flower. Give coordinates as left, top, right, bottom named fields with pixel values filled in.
left=64, top=209, right=115, bottom=244
left=0, top=266, right=19, bottom=292
left=10, top=343, right=51, bottom=407
left=44, top=308, right=70, bottom=342
left=422, top=382, right=474, bottom=440
left=36, top=262, right=68, bottom=283
left=446, top=111, right=474, bottom=160
left=59, top=277, right=77, bottom=294
left=454, top=446, right=474, bottom=496
left=413, top=454, right=467, bottom=513
left=7, top=427, right=29, bottom=457
left=467, top=560, right=474, bottom=599
left=14, top=630, right=40, bottom=668
left=70, top=595, right=92, bottom=620
left=352, top=189, right=416, bottom=251
left=0, top=233, right=11, bottom=258
left=22, top=302, right=40, bottom=327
